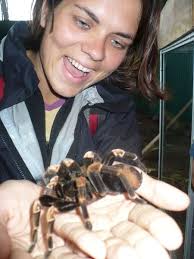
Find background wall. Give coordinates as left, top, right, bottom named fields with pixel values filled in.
left=159, top=0, right=194, bottom=49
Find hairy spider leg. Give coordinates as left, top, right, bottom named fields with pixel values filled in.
left=62, top=159, right=93, bottom=230
left=101, top=148, right=144, bottom=202
left=115, top=149, right=147, bottom=173
left=57, top=159, right=75, bottom=180
left=102, top=149, right=135, bottom=165
left=124, top=152, right=147, bottom=173
left=43, top=165, right=60, bottom=184
left=28, top=177, right=59, bottom=254
left=83, top=151, right=108, bottom=196
left=28, top=200, right=41, bottom=253
left=44, top=206, right=57, bottom=258
left=75, top=176, right=92, bottom=230
left=83, top=151, right=101, bottom=167
left=102, top=149, right=147, bottom=173
left=86, top=163, right=109, bottom=196
left=111, top=164, right=143, bottom=202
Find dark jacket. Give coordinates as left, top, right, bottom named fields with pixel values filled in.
left=0, top=22, right=141, bottom=184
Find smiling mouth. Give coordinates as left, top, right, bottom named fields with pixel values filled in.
left=67, top=57, right=92, bottom=74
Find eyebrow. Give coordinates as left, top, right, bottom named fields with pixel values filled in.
left=114, top=32, right=134, bottom=41
left=75, top=4, right=99, bottom=24
left=74, top=4, right=134, bottom=41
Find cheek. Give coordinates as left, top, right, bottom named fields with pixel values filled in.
left=51, top=21, right=78, bottom=49
left=104, top=51, right=126, bottom=73
left=41, top=36, right=57, bottom=66
left=50, top=31, right=67, bottom=49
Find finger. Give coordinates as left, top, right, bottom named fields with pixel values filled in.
left=55, top=222, right=106, bottom=259
left=0, top=223, right=11, bottom=259
left=10, top=249, right=33, bottom=259
left=127, top=203, right=183, bottom=250
left=56, top=254, right=90, bottom=259
left=105, top=237, right=138, bottom=259
left=37, top=246, right=91, bottom=259
left=137, top=172, right=190, bottom=210
left=112, top=221, right=170, bottom=259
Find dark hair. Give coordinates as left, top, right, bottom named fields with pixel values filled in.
left=28, top=0, right=164, bottom=100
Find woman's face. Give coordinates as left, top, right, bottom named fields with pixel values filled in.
left=38, top=0, right=142, bottom=99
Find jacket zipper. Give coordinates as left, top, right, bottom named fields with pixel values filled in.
left=0, top=134, right=26, bottom=179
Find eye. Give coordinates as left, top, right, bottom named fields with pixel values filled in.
left=74, top=17, right=90, bottom=30
left=111, top=39, right=127, bottom=50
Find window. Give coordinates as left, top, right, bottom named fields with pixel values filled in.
left=1, top=0, right=33, bottom=21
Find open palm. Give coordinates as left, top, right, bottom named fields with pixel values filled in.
left=0, top=176, right=189, bottom=259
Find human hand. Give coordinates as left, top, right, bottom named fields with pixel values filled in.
left=0, top=175, right=189, bottom=259
left=0, top=180, right=87, bottom=259
left=54, top=172, right=189, bottom=259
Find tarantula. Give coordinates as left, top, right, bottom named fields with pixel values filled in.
left=28, top=149, right=146, bottom=257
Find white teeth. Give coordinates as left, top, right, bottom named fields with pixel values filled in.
left=67, top=57, right=91, bottom=73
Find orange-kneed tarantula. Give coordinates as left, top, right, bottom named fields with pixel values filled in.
left=28, top=149, right=147, bottom=257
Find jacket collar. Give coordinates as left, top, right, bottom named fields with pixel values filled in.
left=0, top=21, right=39, bottom=110
left=95, top=81, right=135, bottom=112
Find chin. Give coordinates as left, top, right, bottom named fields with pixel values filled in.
left=57, top=88, right=82, bottom=98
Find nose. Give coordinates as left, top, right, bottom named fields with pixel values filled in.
left=81, top=37, right=106, bottom=62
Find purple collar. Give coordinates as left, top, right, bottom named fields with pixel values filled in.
left=44, top=98, right=66, bottom=111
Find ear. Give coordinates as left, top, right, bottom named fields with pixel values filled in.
left=40, top=0, right=49, bottom=28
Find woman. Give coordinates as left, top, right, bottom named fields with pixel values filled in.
left=0, top=0, right=161, bottom=182
left=0, top=0, right=190, bottom=258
